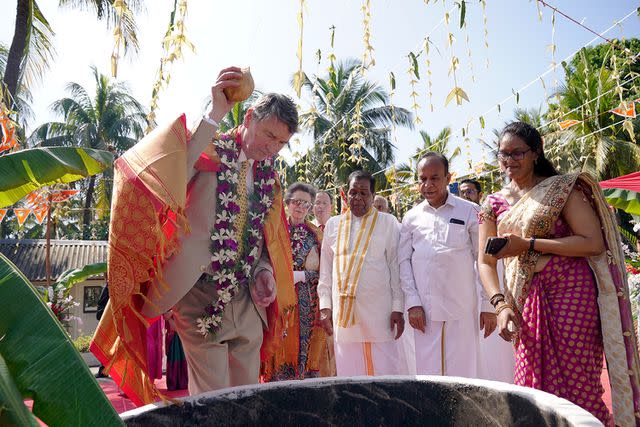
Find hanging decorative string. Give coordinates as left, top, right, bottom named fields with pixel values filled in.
left=361, top=0, right=375, bottom=73
left=443, top=0, right=469, bottom=106
left=480, top=0, right=490, bottom=69
left=463, top=22, right=476, bottom=83
left=147, top=0, right=194, bottom=130
left=407, top=52, right=422, bottom=124
left=424, top=38, right=435, bottom=112
left=293, top=0, right=306, bottom=97
left=549, top=9, right=559, bottom=101
left=355, top=8, right=640, bottom=189
left=348, top=100, right=366, bottom=165
left=389, top=71, right=399, bottom=146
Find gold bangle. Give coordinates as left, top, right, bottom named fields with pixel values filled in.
left=495, top=303, right=513, bottom=316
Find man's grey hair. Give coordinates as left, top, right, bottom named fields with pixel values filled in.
left=251, top=93, right=299, bottom=134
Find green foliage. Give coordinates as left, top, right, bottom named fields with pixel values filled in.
left=28, top=66, right=147, bottom=238
left=0, top=252, right=122, bottom=426
left=72, top=335, right=94, bottom=353
left=0, top=147, right=114, bottom=208
left=544, top=46, right=640, bottom=180
left=0, top=353, right=40, bottom=427
left=56, top=262, right=107, bottom=290
left=297, top=58, right=414, bottom=190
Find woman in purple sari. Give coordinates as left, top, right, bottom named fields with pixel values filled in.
left=478, top=122, right=640, bottom=425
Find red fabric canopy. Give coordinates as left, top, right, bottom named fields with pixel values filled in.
left=599, top=171, right=640, bottom=192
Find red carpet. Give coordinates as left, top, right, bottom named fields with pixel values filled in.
left=96, top=375, right=189, bottom=414
left=24, top=374, right=188, bottom=424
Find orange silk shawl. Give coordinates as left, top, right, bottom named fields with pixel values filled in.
left=90, top=115, right=297, bottom=406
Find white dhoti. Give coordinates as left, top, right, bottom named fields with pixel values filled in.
left=335, top=340, right=401, bottom=376
left=414, top=310, right=479, bottom=378
left=397, top=327, right=416, bottom=375
left=477, top=330, right=515, bottom=383
left=476, top=262, right=515, bottom=383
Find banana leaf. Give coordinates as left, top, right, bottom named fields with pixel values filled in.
left=0, top=147, right=114, bottom=208
left=56, top=262, right=107, bottom=290
left=0, top=353, right=39, bottom=427
left=0, top=252, right=123, bottom=426
left=603, top=187, right=640, bottom=216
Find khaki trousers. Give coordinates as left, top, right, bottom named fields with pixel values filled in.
left=173, top=277, right=263, bottom=396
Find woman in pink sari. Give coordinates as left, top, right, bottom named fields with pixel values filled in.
left=478, top=122, right=640, bottom=426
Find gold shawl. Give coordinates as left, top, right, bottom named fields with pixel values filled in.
left=498, top=172, right=640, bottom=426
left=90, top=115, right=297, bottom=406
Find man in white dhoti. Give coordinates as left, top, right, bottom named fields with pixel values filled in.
left=318, top=170, right=405, bottom=376
left=399, top=152, right=496, bottom=378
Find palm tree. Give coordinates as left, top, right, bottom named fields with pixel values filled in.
left=217, top=91, right=262, bottom=132
left=513, top=107, right=545, bottom=130
left=29, top=66, right=147, bottom=238
left=3, top=0, right=143, bottom=110
left=545, top=48, right=640, bottom=180
left=413, top=127, right=460, bottom=164
left=297, top=58, right=413, bottom=189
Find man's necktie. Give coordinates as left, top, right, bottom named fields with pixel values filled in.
left=234, top=160, right=250, bottom=258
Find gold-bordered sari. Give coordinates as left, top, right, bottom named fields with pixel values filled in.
left=484, top=172, right=640, bottom=426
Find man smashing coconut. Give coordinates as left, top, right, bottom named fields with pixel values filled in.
left=91, top=67, right=299, bottom=403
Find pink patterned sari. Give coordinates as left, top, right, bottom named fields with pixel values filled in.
left=481, top=173, right=640, bottom=426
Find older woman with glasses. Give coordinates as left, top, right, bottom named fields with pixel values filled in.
left=477, top=122, right=640, bottom=424
left=263, top=182, right=331, bottom=380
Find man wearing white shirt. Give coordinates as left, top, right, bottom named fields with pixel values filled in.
left=399, top=152, right=496, bottom=378
left=318, top=170, right=405, bottom=376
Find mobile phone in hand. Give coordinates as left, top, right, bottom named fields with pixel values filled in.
left=484, top=237, right=508, bottom=255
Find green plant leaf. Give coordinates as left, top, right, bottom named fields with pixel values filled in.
left=0, top=253, right=123, bottom=427
left=55, top=262, right=107, bottom=290
left=389, top=72, right=396, bottom=91
left=604, top=187, right=640, bottom=216
left=409, top=52, right=420, bottom=79
left=479, top=116, right=485, bottom=129
left=0, top=147, right=114, bottom=208
left=0, top=354, right=40, bottom=427
left=459, top=0, right=466, bottom=28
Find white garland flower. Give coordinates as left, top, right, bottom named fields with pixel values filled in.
left=211, top=270, right=229, bottom=283
left=218, top=288, right=232, bottom=304
left=216, top=210, right=233, bottom=223
left=196, top=318, right=209, bottom=335
left=219, top=192, right=234, bottom=207
left=211, top=229, right=231, bottom=245
left=249, top=246, right=259, bottom=259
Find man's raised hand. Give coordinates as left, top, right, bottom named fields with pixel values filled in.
left=207, top=66, right=243, bottom=124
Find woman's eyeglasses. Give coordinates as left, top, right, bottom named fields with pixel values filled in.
left=287, top=199, right=313, bottom=209
left=497, top=148, right=531, bottom=161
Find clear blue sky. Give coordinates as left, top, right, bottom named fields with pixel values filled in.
left=2, top=0, right=639, bottom=176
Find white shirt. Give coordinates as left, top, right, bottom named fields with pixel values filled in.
left=399, top=193, right=491, bottom=322
left=318, top=211, right=403, bottom=342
